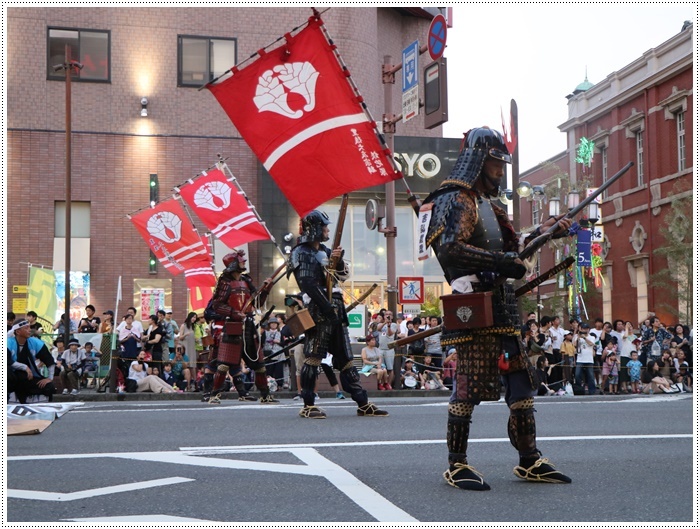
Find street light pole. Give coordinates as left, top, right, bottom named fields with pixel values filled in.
left=54, top=45, right=83, bottom=344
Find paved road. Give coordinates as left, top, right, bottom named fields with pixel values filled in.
left=7, top=393, right=694, bottom=523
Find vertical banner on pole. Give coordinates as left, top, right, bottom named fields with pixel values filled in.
left=576, top=230, right=592, bottom=267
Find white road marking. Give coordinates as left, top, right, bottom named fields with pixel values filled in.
left=7, top=477, right=193, bottom=502
left=9, top=449, right=417, bottom=522
left=70, top=393, right=692, bottom=413
left=64, top=515, right=216, bottom=522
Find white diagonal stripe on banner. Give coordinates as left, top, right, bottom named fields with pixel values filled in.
left=158, top=243, right=206, bottom=261
left=159, top=248, right=206, bottom=265
left=215, top=217, right=260, bottom=238
left=263, top=113, right=368, bottom=170
left=210, top=211, right=257, bottom=235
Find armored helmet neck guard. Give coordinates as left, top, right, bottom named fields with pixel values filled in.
left=299, top=210, right=331, bottom=243
left=441, top=127, right=511, bottom=191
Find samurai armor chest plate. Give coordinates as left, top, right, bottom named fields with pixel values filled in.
left=469, top=198, right=503, bottom=252
left=227, top=279, right=251, bottom=312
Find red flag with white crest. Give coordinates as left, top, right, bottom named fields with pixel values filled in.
left=178, top=168, right=270, bottom=248
left=130, top=199, right=207, bottom=276
left=207, top=16, right=400, bottom=216
left=184, top=236, right=216, bottom=311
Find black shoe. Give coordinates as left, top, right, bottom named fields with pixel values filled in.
left=299, top=405, right=326, bottom=419
left=201, top=392, right=211, bottom=403
left=443, top=462, right=491, bottom=491
left=356, top=403, right=389, bottom=417
left=513, top=457, right=572, bottom=483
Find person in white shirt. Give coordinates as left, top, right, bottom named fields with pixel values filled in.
left=548, top=316, right=566, bottom=383
left=116, top=307, right=144, bottom=337
left=575, top=323, right=598, bottom=395
left=128, top=350, right=179, bottom=393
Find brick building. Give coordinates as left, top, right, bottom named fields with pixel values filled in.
left=7, top=7, right=449, bottom=322
left=517, top=23, right=693, bottom=326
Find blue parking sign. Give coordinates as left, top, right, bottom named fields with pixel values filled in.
left=402, top=40, right=419, bottom=92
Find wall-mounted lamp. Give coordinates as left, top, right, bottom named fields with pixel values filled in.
left=140, top=97, right=148, bottom=117
left=567, top=191, right=580, bottom=210
left=283, top=232, right=294, bottom=242
left=516, top=181, right=532, bottom=198
left=498, top=189, right=513, bottom=205
left=548, top=196, right=560, bottom=217
left=532, top=185, right=545, bottom=200
left=587, top=202, right=599, bottom=225
left=284, top=245, right=292, bottom=254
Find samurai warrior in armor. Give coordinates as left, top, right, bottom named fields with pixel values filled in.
left=202, top=249, right=278, bottom=405
left=423, top=127, right=572, bottom=490
left=289, top=210, right=388, bottom=419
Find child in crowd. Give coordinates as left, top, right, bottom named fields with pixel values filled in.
left=560, top=331, right=576, bottom=383
left=161, top=362, right=182, bottom=390
left=400, top=357, right=421, bottom=389
left=600, top=341, right=616, bottom=394
left=601, top=351, right=620, bottom=394
left=627, top=351, right=643, bottom=394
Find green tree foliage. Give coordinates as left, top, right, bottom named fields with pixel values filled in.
left=650, top=181, right=693, bottom=325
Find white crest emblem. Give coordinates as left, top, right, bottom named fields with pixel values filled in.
left=253, top=61, right=319, bottom=119
left=147, top=211, right=182, bottom=243
left=456, top=306, right=473, bottom=323
left=194, top=181, right=231, bottom=212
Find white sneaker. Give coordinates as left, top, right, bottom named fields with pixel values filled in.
left=62, top=389, right=69, bottom=395
left=314, top=393, right=320, bottom=400
left=70, top=389, right=79, bottom=395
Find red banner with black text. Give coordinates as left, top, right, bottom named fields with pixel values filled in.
left=208, top=16, right=400, bottom=216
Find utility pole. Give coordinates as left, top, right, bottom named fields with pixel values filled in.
left=510, top=99, right=520, bottom=233
left=382, top=55, right=398, bottom=316
left=54, top=45, right=83, bottom=344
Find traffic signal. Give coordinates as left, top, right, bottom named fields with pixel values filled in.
left=149, top=250, right=157, bottom=274
left=149, top=173, right=159, bottom=206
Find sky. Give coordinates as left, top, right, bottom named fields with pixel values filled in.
left=442, top=3, right=696, bottom=171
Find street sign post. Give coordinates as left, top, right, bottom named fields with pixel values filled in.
left=427, top=14, right=447, bottom=61
left=401, top=40, right=420, bottom=123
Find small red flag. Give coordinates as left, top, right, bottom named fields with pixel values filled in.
left=130, top=199, right=207, bottom=276
left=208, top=17, right=400, bottom=216
left=178, top=168, right=270, bottom=248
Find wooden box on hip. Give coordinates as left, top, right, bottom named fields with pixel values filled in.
left=285, top=309, right=315, bottom=337
left=440, top=292, right=493, bottom=330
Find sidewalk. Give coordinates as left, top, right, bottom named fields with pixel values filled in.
left=51, top=386, right=452, bottom=403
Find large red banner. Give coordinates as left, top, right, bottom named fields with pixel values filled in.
left=178, top=168, right=270, bottom=249
left=208, top=17, right=400, bottom=216
left=130, top=200, right=207, bottom=276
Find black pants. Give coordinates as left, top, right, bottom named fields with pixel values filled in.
left=8, top=370, right=54, bottom=403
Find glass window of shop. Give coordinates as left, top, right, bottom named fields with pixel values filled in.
left=178, top=36, right=236, bottom=86
left=259, top=135, right=462, bottom=309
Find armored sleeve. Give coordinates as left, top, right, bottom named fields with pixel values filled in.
left=242, top=275, right=268, bottom=309
left=206, top=275, right=237, bottom=320
left=290, top=246, right=334, bottom=316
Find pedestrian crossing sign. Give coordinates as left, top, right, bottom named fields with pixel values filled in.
left=398, top=277, right=424, bottom=304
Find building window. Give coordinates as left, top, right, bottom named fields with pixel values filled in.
left=531, top=200, right=540, bottom=227
left=601, top=147, right=608, bottom=198
left=47, top=28, right=110, bottom=82
left=178, top=36, right=236, bottom=87
left=636, top=130, right=644, bottom=186
left=676, top=110, right=686, bottom=171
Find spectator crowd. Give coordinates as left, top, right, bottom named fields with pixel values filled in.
left=7, top=304, right=692, bottom=400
